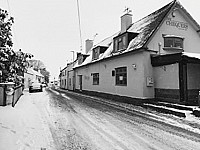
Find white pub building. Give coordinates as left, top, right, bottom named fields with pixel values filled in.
left=60, top=0, right=200, bottom=105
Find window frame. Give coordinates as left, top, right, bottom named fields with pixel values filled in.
left=113, top=32, right=138, bottom=52
left=163, top=35, right=184, bottom=50
left=92, top=73, right=99, bottom=85
left=113, top=34, right=127, bottom=52
left=78, top=55, right=83, bottom=65
left=92, top=46, right=107, bottom=61
left=92, top=47, right=99, bottom=60
left=115, top=67, right=127, bottom=86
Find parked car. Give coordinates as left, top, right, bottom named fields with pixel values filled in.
left=41, top=82, right=47, bottom=87
left=29, top=82, right=43, bottom=93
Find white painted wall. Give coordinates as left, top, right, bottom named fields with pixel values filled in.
left=153, top=63, right=179, bottom=89
left=60, top=62, right=75, bottom=90
left=75, top=51, right=154, bottom=99
left=68, top=70, right=74, bottom=90
left=73, top=5, right=200, bottom=99
left=24, top=73, right=33, bottom=89
left=143, top=51, right=154, bottom=97
left=60, top=69, right=67, bottom=89
left=148, top=9, right=200, bottom=54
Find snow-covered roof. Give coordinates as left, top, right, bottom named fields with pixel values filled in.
left=182, top=52, right=200, bottom=60
left=73, top=32, right=118, bottom=68
left=27, top=68, right=44, bottom=77
left=125, top=1, right=175, bottom=51
left=163, top=35, right=184, bottom=39
left=93, top=32, right=118, bottom=49
left=74, top=0, right=200, bottom=69
left=72, top=59, right=79, bottom=69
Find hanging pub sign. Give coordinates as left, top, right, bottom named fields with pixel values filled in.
left=166, top=18, right=188, bottom=30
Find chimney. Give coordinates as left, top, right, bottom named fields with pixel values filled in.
left=76, top=52, right=81, bottom=59
left=85, top=39, right=93, bottom=54
left=121, top=13, right=132, bottom=33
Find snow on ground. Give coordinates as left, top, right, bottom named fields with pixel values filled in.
left=50, top=89, right=60, bottom=95
left=144, top=103, right=192, bottom=113
left=119, top=102, right=200, bottom=135
left=60, top=88, right=200, bottom=135
left=56, top=89, right=200, bottom=150
left=159, top=101, right=200, bottom=110
left=1, top=87, right=200, bottom=150
left=0, top=90, right=55, bottom=150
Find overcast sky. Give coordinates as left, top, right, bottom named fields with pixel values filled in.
left=0, top=0, right=200, bottom=80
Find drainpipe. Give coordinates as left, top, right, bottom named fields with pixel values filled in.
left=198, top=91, right=200, bottom=107
left=158, top=42, right=162, bottom=55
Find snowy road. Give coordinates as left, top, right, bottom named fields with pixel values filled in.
left=44, top=88, right=200, bottom=150
left=1, top=88, right=200, bottom=150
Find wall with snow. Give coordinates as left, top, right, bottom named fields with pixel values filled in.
left=147, top=9, right=200, bottom=54
left=75, top=51, right=154, bottom=99
left=24, top=73, right=33, bottom=89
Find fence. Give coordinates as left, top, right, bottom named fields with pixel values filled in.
left=12, top=85, right=23, bottom=107
left=0, top=83, right=23, bottom=107
left=0, top=84, right=6, bottom=106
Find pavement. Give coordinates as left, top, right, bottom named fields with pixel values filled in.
left=0, top=89, right=55, bottom=150
left=142, top=101, right=200, bottom=118
left=1, top=87, right=200, bottom=150
left=56, top=87, right=200, bottom=118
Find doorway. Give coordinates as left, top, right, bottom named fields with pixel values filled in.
left=79, top=75, right=82, bottom=91
left=179, top=62, right=188, bottom=103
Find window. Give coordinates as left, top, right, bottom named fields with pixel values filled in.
left=114, top=35, right=126, bottom=52
left=92, top=48, right=99, bottom=60
left=163, top=35, right=184, bottom=50
left=115, top=67, right=127, bottom=86
left=78, top=75, right=82, bottom=86
left=113, top=32, right=138, bottom=52
left=92, top=46, right=108, bottom=60
left=93, top=73, right=99, bottom=85
left=78, top=55, right=83, bottom=65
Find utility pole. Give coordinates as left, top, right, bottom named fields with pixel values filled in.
left=70, top=50, right=75, bottom=91
left=76, top=0, right=83, bottom=51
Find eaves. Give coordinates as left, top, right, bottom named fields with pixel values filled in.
left=73, top=47, right=145, bottom=70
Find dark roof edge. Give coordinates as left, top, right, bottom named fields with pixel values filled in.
left=177, top=1, right=200, bottom=30
left=73, top=48, right=145, bottom=69
left=127, top=0, right=175, bottom=32
left=151, top=52, right=182, bottom=67
left=144, top=0, right=176, bottom=47
left=152, top=52, right=200, bottom=67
